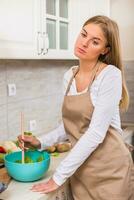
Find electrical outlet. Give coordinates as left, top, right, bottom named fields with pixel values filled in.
left=8, top=83, right=16, bottom=96
left=29, top=120, right=37, bottom=131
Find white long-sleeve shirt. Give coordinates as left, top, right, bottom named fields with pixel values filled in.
left=38, top=64, right=123, bottom=186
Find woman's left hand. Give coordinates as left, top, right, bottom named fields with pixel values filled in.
left=31, top=178, right=59, bottom=194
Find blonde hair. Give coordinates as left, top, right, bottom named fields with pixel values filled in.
left=83, top=15, right=129, bottom=111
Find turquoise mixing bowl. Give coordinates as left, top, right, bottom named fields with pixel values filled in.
left=4, top=150, right=50, bottom=182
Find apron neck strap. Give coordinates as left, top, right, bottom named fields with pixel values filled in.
left=65, top=61, right=100, bottom=96
left=87, top=61, right=100, bottom=91
left=65, top=67, right=79, bottom=96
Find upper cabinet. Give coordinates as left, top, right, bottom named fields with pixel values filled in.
left=42, top=0, right=71, bottom=59
left=0, top=0, right=110, bottom=59
left=0, top=0, right=38, bottom=59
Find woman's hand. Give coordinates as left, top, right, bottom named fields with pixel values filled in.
left=31, top=178, right=60, bottom=194
left=18, top=135, right=41, bottom=150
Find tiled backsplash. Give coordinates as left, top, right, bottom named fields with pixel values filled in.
left=121, top=61, right=134, bottom=124
left=0, top=60, right=78, bottom=141
left=0, top=59, right=133, bottom=141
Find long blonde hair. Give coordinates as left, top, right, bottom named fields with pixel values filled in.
left=83, top=15, right=129, bottom=111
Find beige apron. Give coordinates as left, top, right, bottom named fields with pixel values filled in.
left=62, top=65, right=133, bottom=200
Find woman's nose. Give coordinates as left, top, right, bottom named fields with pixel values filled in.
left=82, top=38, right=89, bottom=47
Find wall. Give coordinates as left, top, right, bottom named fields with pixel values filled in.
left=0, top=60, right=78, bottom=141
left=121, top=61, right=134, bottom=124
left=110, top=0, right=134, bottom=124
left=110, top=0, right=134, bottom=61
left=0, top=59, right=133, bottom=142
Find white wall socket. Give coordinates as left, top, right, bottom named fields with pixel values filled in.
left=8, top=83, right=16, bottom=96
left=29, top=120, right=37, bottom=131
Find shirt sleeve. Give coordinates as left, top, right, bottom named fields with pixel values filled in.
left=37, top=122, right=67, bottom=150
left=53, top=69, right=122, bottom=186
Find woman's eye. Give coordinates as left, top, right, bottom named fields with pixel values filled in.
left=81, top=32, right=87, bottom=37
left=93, top=40, right=99, bottom=45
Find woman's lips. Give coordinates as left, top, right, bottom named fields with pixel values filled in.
left=77, top=47, right=86, bottom=54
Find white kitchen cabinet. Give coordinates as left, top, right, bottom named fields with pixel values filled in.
left=0, top=0, right=41, bottom=59
left=0, top=0, right=110, bottom=59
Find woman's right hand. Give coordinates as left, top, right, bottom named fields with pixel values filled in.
left=18, top=135, right=41, bottom=150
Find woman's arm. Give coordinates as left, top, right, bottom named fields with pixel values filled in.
left=37, top=122, right=67, bottom=150
left=53, top=69, right=122, bottom=186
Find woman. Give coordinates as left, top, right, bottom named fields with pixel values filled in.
left=19, top=15, right=133, bottom=199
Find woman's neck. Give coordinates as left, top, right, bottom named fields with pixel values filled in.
left=79, top=59, right=99, bottom=74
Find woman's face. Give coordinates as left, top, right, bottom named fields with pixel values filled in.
left=74, top=23, right=108, bottom=61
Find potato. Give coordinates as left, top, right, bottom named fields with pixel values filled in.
left=56, top=142, right=71, bottom=153
left=46, top=145, right=56, bottom=153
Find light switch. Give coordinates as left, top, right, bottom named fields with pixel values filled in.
left=8, top=84, right=16, bottom=96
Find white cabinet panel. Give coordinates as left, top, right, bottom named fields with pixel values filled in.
left=0, top=0, right=39, bottom=59
left=91, top=0, right=110, bottom=16
left=68, top=0, right=93, bottom=59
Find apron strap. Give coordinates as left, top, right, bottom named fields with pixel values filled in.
left=65, top=67, right=79, bottom=96
left=87, top=61, right=100, bottom=91
left=65, top=61, right=100, bottom=96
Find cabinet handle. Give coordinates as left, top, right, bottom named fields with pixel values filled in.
left=43, top=32, right=49, bottom=55
left=37, top=31, right=44, bottom=55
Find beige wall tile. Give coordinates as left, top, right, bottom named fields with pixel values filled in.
left=0, top=61, right=7, bottom=106
left=0, top=104, right=8, bottom=141
left=3, top=59, right=78, bottom=140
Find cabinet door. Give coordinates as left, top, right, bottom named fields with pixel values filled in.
left=69, top=0, right=93, bottom=59
left=0, top=0, right=39, bottom=59
left=91, top=0, right=110, bottom=16
left=41, top=0, right=73, bottom=59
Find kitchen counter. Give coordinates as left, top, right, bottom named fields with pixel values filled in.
left=0, top=152, right=73, bottom=200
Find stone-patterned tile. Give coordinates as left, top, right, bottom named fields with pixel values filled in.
left=6, top=60, right=47, bottom=103
left=0, top=59, right=78, bottom=141
left=0, top=104, right=8, bottom=141
left=7, top=93, right=63, bottom=140
left=0, top=61, right=7, bottom=106
left=5, top=60, right=70, bottom=103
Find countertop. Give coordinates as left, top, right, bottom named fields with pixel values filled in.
left=0, top=152, right=72, bottom=200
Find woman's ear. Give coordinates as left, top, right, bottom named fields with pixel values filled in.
left=99, top=46, right=110, bottom=61
left=101, top=46, right=110, bottom=56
